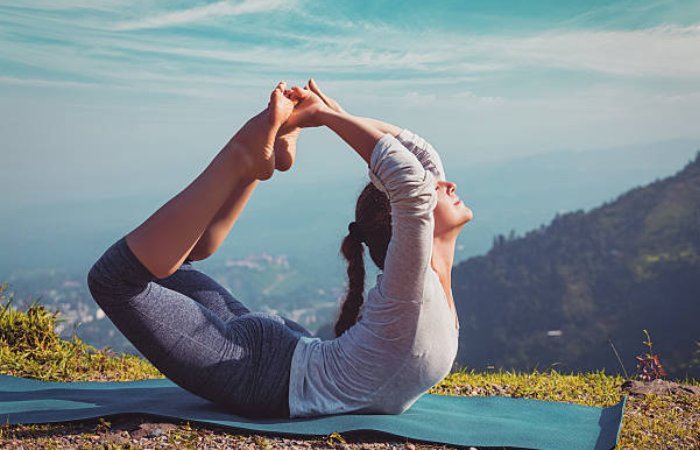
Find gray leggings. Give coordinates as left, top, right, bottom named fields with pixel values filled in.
left=86, top=236, right=311, bottom=419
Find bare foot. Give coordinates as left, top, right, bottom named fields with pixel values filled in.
left=271, top=85, right=332, bottom=172
left=274, top=124, right=301, bottom=172
left=233, top=82, right=295, bottom=180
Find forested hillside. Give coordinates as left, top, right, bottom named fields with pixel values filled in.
left=453, top=153, right=700, bottom=378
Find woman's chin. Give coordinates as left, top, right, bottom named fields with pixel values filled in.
left=462, top=206, right=474, bottom=224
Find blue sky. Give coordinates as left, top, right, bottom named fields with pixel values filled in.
left=1, top=0, right=700, bottom=207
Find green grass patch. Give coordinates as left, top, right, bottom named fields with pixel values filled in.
left=0, top=283, right=160, bottom=382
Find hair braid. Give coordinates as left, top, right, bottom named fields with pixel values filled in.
left=335, top=233, right=365, bottom=337
left=334, top=182, right=392, bottom=338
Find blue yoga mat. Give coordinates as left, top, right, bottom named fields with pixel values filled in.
left=0, top=375, right=625, bottom=450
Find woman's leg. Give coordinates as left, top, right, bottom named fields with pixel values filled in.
left=156, top=265, right=314, bottom=337
left=185, top=178, right=258, bottom=262
left=126, top=85, right=294, bottom=278
left=155, top=262, right=251, bottom=322
left=88, top=237, right=300, bottom=417
left=87, top=238, right=244, bottom=403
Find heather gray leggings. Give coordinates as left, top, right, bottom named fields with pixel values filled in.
left=86, top=236, right=312, bottom=419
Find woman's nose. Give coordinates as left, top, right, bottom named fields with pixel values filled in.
left=447, top=182, right=457, bottom=195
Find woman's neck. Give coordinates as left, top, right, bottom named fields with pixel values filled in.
left=432, top=235, right=460, bottom=330
left=431, top=236, right=456, bottom=289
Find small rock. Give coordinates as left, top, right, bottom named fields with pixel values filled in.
left=405, top=443, right=416, bottom=450
left=621, top=379, right=700, bottom=396
left=131, top=422, right=177, bottom=439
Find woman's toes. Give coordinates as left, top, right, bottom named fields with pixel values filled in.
left=268, top=88, right=294, bottom=126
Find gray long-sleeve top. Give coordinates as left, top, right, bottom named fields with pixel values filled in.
left=288, top=129, right=459, bottom=418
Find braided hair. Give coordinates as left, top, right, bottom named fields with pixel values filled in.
left=334, top=182, right=392, bottom=337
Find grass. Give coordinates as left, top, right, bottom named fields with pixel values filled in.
left=431, top=369, right=699, bottom=449
left=0, top=283, right=160, bottom=382
left=0, top=284, right=698, bottom=449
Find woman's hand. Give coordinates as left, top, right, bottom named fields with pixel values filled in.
left=308, top=78, right=346, bottom=114
left=285, top=86, right=332, bottom=129
left=271, top=79, right=352, bottom=172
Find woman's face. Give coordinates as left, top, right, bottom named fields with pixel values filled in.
left=433, top=180, right=473, bottom=238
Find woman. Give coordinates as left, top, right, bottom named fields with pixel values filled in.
left=87, top=80, right=472, bottom=419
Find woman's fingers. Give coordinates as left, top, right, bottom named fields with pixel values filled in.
left=309, top=78, right=334, bottom=106
left=308, top=78, right=343, bottom=113
left=290, top=85, right=308, bottom=100
left=308, top=79, right=326, bottom=101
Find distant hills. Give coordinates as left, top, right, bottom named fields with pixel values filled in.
left=452, top=153, right=700, bottom=378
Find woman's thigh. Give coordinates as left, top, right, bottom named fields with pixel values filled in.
left=156, top=258, right=313, bottom=339
left=154, top=262, right=251, bottom=323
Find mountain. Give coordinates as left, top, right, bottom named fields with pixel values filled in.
left=452, top=153, right=700, bottom=378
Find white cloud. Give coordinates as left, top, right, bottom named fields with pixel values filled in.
left=0, top=76, right=97, bottom=89
left=490, top=24, right=700, bottom=78
left=113, top=0, right=290, bottom=31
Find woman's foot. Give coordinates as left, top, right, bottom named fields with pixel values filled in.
left=233, top=82, right=295, bottom=180
left=274, top=124, right=301, bottom=172
left=272, top=85, right=332, bottom=172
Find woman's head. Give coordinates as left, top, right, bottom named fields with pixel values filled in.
left=334, top=178, right=472, bottom=337
left=433, top=179, right=473, bottom=237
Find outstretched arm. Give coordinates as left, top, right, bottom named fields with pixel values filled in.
left=289, top=83, right=437, bottom=303
left=319, top=110, right=385, bottom=164
left=286, top=86, right=384, bottom=164
left=307, top=79, right=402, bottom=138
left=308, top=79, right=446, bottom=180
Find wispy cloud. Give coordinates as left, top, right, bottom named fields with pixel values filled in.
left=1, top=2, right=700, bottom=102
left=0, top=76, right=98, bottom=89
left=113, top=0, right=290, bottom=31
left=490, top=24, right=700, bottom=78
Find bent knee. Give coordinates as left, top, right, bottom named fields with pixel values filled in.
left=86, top=238, right=155, bottom=308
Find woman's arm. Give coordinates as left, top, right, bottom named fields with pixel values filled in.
left=286, top=87, right=384, bottom=165
left=318, top=110, right=385, bottom=164
left=394, top=129, right=446, bottom=181
left=366, top=135, right=437, bottom=302
left=308, top=79, right=446, bottom=180
left=291, top=85, right=436, bottom=302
